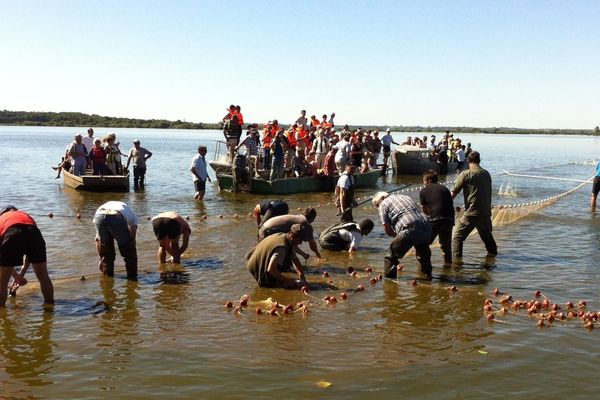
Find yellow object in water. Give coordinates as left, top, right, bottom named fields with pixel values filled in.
left=316, top=381, right=333, bottom=388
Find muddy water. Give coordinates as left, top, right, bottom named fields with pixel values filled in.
left=1, top=126, right=599, bottom=399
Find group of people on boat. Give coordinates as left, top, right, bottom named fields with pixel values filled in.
left=223, top=107, right=400, bottom=181
left=53, top=129, right=153, bottom=190
left=400, top=130, right=473, bottom=174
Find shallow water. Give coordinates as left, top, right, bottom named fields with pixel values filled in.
left=1, top=126, right=599, bottom=399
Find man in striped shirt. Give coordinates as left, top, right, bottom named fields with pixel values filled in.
left=372, top=192, right=433, bottom=278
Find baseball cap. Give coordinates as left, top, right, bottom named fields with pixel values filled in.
left=290, top=223, right=313, bottom=241
left=386, top=128, right=391, bottom=132
left=133, top=139, right=140, bottom=143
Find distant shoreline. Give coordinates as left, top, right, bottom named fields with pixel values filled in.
left=1, top=110, right=598, bottom=136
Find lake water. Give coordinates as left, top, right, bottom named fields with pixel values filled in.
left=1, top=126, right=599, bottom=399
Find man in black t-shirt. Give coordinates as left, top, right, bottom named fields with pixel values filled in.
left=252, top=200, right=289, bottom=228
left=420, top=169, right=454, bottom=264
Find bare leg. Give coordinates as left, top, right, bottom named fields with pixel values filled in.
left=32, top=262, right=54, bottom=305
left=0, top=266, right=15, bottom=307
left=592, top=194, right=597, bottom=212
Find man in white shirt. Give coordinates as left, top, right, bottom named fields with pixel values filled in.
left=93, top=201, right=138, bottom=280
left=82, top=128, right=95, bottom=167
left=319, top=219, right=374, bottom=252
left=336, top=164, right=356, bottom=222
left=191, top=145, right=211, bottom=200
left=295, top=109, right=308, bottom=129
left=334, top=134, right=351, bottom=174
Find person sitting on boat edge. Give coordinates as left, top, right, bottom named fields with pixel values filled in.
left=52, top=144, right=72, bottom=179
left=246, top=223, right=310, bottom=289
left=258, top=207, right=321, bottom=260
left=235, top=126, right=260, bottom=177
left=319, top=219, right=374, bottom=253
left=0, top=206, right=54, bottom=307
left=151, top=212, right=191, bottom=264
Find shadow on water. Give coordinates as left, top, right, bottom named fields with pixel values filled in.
left=183, top=257, right=224, bottom=270
left=50, top=297, right=112, bottom=316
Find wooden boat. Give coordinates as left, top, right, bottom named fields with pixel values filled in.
left=391, top=145, right=457, bottom=175
left=63, top=169, right=130, bottom=192
left=216, top=168, right=382, bottom=195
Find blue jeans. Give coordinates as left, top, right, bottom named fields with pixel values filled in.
left=93, top=213, right=137, bottom=279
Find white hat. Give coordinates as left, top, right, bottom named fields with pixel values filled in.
left=386, top=128, right=391, bottom=132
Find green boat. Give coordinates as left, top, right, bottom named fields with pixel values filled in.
left=216, top=169, right=382, bottom=195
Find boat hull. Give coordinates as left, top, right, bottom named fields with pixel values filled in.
left=63, top=170, right=130, bottom=192
left=391, top=150, right=457, bottom=175
left=217, top=169, right=382, bottom=195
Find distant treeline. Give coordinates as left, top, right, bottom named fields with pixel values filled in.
left=1, top=110, right=598, bottom=135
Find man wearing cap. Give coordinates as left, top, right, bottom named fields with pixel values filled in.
left=93, top=201, right=138, bottom=280
left=126, top=139, right=153, bottom=190
left=258, top=208, right=321, bottom=259
left=372, top=192, right=433, bottom=278
left=0, top=206, right=54, bottom=307
left=245, top=223, right=309, bottom=288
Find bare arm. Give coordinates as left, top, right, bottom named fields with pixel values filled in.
left=383, top=223, right=396, bottom=237
left=179, top=232, right=189, bottom=255
left=308, top=239, right=321, bottom=259
left=266, top=251, right=299, bottom=289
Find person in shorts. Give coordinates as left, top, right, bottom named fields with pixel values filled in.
left=191, top=145, right=211, bottom=200
left=151, top=212, right=191, bottom=264
left=591, top=160, right=600, bottom=211
left=252, top=199, right=289, bottom=227
left=0, top=206, right=54, bottom=307
left=93, top=201, right=138, bottom=280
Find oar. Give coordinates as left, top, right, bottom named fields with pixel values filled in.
left=336, top=184, right=413, bottom=216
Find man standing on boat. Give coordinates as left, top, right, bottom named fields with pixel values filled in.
left=450, top=151, right=497, bottom=263
left=82, top=128, right=95, bottom=168
left=93, top=201, right=138, bottom=280
left=191, top=145, right=210, bottom=200
left=420, top=170, right=454, bottom=265
left=372, top=192, right=433, bottom=279
left=295, top=109, right=307, bottom=128
left=126, top=139, right=153, bottom=190
left=68, top=134, right=88, bottom=176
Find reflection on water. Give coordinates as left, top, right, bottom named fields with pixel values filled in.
left=1, top=127, right=600, bottom=398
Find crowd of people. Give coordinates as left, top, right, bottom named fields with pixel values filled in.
left=243, top=150, right=498, bottom=289
left=399, top=130, right=473, bottom=174
left=223, top=107, right=402, bottom=180
left=53, top=129, right=153, bottom=190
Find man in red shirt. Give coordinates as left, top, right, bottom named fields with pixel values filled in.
left=0, top=206, right=54, bottom=307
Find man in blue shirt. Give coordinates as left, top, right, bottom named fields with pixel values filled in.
left=592, top=160, right=600, bottom=211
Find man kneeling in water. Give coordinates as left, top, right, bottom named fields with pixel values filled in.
left=319, top=219, right=374, bottom=253
left=246, top=223, right=309, bottom=288
left=151, top=212, right=191, bottom=264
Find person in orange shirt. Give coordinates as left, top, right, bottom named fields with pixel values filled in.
left=310, top=115, right=320, bottom=128
left=321, top=114, right=331, bottom=129
left=262, top=121, right=273, bottom=170
left=296, top=124, right=308, bottom=154
left=286, top=125, right=298, bottom=168
left=235, top=105, right=244, bottom=126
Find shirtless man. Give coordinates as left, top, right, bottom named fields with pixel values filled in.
left=151, top=212, right=191, bottom=264
left=258, top=207, right=321, bottom=259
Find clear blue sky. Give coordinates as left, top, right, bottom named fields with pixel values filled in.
left=1, top=0, right=598, bottom=129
